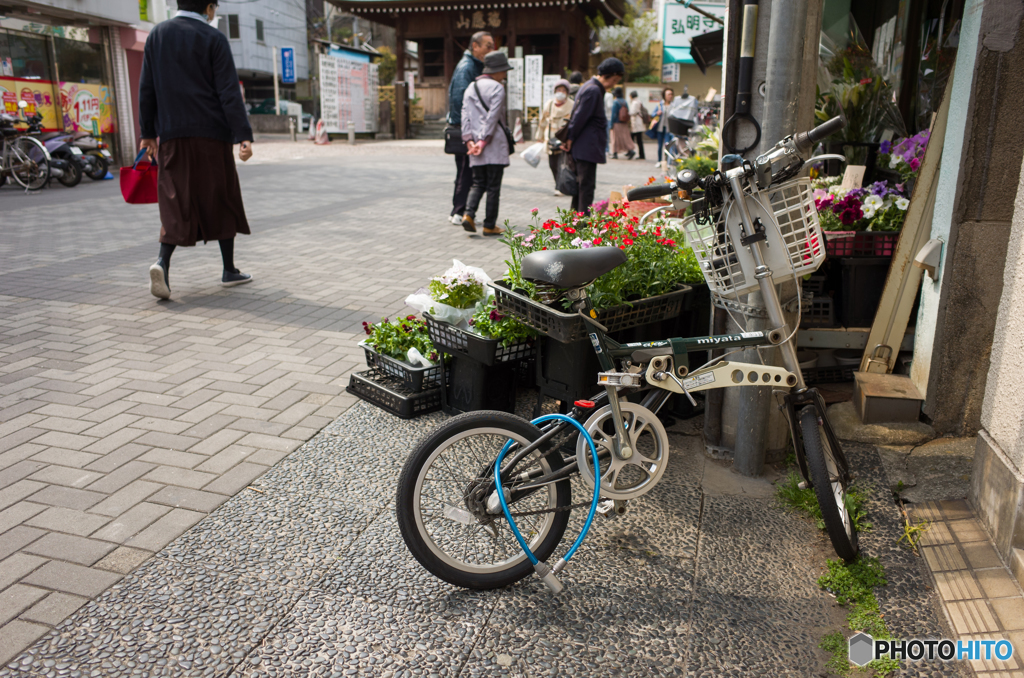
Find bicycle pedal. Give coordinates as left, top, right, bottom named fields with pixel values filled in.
left=798, top=481, right=810, bottom=490
left=596, top=499, right=628, bottom=517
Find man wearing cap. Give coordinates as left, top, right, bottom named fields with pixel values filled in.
left=446, top=31, right=495, bottom=226
left=562, top=58, right=625, bottom=214
left=460, top=51, right=513, bottom=236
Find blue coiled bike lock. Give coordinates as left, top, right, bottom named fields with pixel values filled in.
left=494, top=413, right=602, bottom=594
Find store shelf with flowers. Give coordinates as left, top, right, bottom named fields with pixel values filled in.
left=804, top=129, right=928, bottom=329
left=495, top=204, right=708, bottom=409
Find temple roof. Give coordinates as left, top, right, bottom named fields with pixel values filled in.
left=328, top=0, right=629, bottom=18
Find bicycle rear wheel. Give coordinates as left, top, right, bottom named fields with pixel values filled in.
left=799, top=405, right=859, bottom=562
left=8, top=137, right=49, bottom=190
left=396, top=411, right=572, bottom=590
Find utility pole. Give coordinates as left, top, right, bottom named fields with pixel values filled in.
left=273, top=45, right=281, bottom=115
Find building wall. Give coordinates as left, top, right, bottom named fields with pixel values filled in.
left=168, top=0, right=309, bottom=80
left=912, top=0, right=1024, bottom=435
left=981, top=156, right=1024, bottom=468
left=21, top=0, right=138, bottom=25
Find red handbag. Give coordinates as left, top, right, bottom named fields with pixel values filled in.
left=120, top=149, right=158, bottom=204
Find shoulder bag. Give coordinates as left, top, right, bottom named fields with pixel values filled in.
left=473, top=81, right=516, bottom=155
left=444, top=125, right=468, bottom=155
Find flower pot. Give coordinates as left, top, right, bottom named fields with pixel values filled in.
left=358, top=340, right=443, bottom=392
left=494, top=281, right=692, bottom=344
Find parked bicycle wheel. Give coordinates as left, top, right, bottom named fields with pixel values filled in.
left=7, top=137, right=49, bottom=190
left=800, top=405, right=859, bottom=562
left=396, top=411, right=572, bottom=589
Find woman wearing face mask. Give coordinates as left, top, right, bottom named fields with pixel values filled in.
left=538, top=79, right=573, bottom=195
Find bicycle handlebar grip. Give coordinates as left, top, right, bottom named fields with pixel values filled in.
left=794, top=116, right=845, bottom=153
left=626, top=183, right=675, bottom=201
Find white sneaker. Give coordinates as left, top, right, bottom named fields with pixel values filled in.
left=149, top=262, right=170, bottom=300
left=450, top=214, right=463, bottom=225
left=553, top=189, right=563, bottom=196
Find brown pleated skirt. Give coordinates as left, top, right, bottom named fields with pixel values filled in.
left=157, top=137, right=250, bottom=246
left=610, top=122, right=636, bottom=154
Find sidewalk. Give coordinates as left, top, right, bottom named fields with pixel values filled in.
left=0, top=140, right=656, bottom=665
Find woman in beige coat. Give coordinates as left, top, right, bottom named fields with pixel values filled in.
left=538, top=79, right=574, bottom=194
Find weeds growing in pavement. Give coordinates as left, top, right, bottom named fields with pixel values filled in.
left=817, top=556, right=900, bottom=676
left=774, top=470, right=895, bottom=675
left=775, top=472, right=873, bottom=534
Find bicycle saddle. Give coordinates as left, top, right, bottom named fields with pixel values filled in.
left=521, top=247, right=626, bottom=289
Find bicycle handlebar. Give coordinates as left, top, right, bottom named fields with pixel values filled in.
left=794, top=116, right=845, bottom=154
left=626, top=183, right=675, bottom=201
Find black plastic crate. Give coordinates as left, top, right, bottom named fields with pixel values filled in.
left=359, top=341, right=443, bottom=392
left=494, top=281, right=692, bottom=344
left=441, top=356, right=518, bottom=416
left=424, top=313, right=536, bottom=366
left=838, top=257, right=890, bottom=328
left=824, top=231, right=899, bottom=257
left=802, top=275, right=827, bottom=296
left=800, top=296, right=837, bottom=328
left=346, top=369, right=442, bottom=419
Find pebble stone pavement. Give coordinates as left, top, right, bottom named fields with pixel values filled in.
left=1, top=139, right=964, bottom=676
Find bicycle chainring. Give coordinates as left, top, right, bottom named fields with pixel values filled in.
left=575, top=402, right=670, bottom=500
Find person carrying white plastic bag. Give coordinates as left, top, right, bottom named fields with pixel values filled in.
left=520, top=142, right=544, bottom=168
left=405, top=259, right=494, bottom=329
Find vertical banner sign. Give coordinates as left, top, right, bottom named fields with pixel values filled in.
left=542, top=75, right=560, bottom=108
left=524, top=55, right=542, bottom=108
left=318, top=54, right=379, bottom=133
left=280, top=47, right=296, bottom=84
left=507, top=57, right=524, bottom=111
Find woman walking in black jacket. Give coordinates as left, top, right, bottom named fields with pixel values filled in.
left=139, top=0, right=254, bottom=300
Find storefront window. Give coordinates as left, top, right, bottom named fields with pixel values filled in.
left=8, top=32, right=52, bottom=80
left=55, top=37, right=105, bottom=84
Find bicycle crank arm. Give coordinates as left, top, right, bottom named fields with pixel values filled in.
left=646, top=360, right=798, bottom=394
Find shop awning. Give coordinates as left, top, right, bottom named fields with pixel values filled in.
left=663, top=47, right=695, bottom=65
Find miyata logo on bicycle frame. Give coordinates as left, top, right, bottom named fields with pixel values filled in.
left=694, top=331, right=764, bottom=346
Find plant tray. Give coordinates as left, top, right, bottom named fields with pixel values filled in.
left=494, top=281, right=692, bottom=344
left=802, top=366, right=855, bottom=385
left=346, top=369, right=442, bottom=419
left=424, top=313, right=536, bottom=366
left=824, top=231, right=899, bottom=257
left=358, top=340, right=443, bottom=392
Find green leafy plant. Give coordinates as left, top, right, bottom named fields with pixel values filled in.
left=679, top=155, right=717, bottom=178
left=776, top=472, right=872, bottom=534
left=428, top=261, right=488, bottom=310
left=898, top=517, right=929, bottom=550
left=362, top=316, right=437, bottom=363
left=587, top=10, right=659, bottom=82
left=501, top=206, right=704, bottom=311
left=469, top=297, right=536, bottom=347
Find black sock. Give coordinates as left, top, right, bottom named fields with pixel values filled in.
left=219, top=238, right=235, bottom=273
left=158, top=243, right=175, bottom=268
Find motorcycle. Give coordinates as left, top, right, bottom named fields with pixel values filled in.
left=25, top=114, right=94, bottom=187
left=67, top=131, right=112, bottom=181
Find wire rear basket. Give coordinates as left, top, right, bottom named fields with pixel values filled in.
left=681, top=178, right=826, bottom=300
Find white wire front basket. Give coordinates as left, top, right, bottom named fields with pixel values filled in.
left=681, top=178, right=826, bottom=299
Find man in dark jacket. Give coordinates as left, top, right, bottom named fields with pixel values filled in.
left=139, top=0, right=253, bottom=301
left=446, top=31, right=494, bottom=225
left=562, top=58, right=625, bottom=214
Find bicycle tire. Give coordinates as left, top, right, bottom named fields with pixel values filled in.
left=8, top=137, right=49, bottom=190
left=800, top=405, right=859, bottom=562
left=396, top=410, right=572, bottom=590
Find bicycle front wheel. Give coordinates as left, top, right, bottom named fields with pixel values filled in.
left=800, top=405, right=859, bottom=562
left=8, top=137, right=49, bottom=190
left=396, top=411, right=572, bottom=590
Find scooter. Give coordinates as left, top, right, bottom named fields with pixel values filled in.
left=68, top=132, right=112, bottom=180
